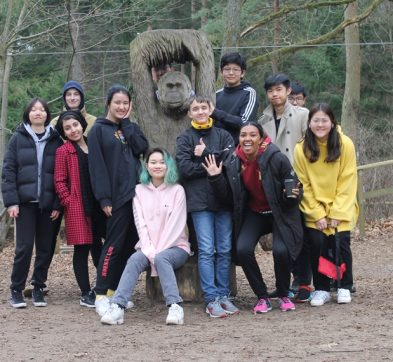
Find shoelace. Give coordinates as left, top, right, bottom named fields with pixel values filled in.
left=280, top=297, right=291, bottom=303
left=256, top=298, right=268, bottom=306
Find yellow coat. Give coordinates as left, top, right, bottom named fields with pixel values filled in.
left=293, top=133, right=359, bottom=235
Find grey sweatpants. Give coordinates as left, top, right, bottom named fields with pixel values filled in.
left=111, top=247, right=189, bottom=307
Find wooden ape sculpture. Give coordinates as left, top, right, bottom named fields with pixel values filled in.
left=129, top=29, right=215, bottom=154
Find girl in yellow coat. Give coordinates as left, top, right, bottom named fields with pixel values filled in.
left=293, top=103, right=358, bottom=307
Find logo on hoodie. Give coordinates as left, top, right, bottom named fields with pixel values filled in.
left=114, top=129, right=127, bottom=144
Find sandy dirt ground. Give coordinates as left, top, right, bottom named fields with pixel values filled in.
left=0, top=221, right=392, bottom=362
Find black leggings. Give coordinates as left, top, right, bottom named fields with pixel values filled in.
left=305, top=228, right=353, bottom=291
left=73, top=244, right=91, bottom=295
left=236, top=209, right=291, bottom=299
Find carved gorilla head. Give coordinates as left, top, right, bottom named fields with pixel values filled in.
left=157, top=71, right=192, bottom=114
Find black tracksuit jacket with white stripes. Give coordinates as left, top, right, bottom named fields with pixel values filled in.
left=212, top=80, right=259, bottom=144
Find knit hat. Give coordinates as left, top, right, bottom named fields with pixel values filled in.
left=55, top=110, right=87, bottom=139
left=62, top=80, right=85, bottom=110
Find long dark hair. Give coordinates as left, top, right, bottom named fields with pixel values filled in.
left=303, top=103, right=341, bottom=163
left=22, top=98, right=51, bottom=126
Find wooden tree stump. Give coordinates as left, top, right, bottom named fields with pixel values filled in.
left=146, top=255, right=237, bottom=303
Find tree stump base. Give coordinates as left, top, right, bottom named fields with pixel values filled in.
left=145, top=254, right=237, bottom=303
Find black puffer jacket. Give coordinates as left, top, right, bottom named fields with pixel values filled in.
left=176, top=126, right=234, bottom=213
left=208, top=143, right=303, bottom=260
left=2, top=124, right=63, bottom=210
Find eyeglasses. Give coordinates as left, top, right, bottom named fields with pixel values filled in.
left=222, top=67, right=242, bottom=74
left=310, top=118, right=331, bottom=125
left=288, top=95, right=305, bottom=102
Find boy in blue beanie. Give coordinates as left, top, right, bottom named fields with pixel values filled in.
left=51, top=80, right=96, bottom=135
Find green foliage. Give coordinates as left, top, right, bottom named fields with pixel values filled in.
left=2, top=0, right=392, bottom=163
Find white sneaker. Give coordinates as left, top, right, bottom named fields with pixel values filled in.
left=95, top=295, right=110, bottom=317
left=337, top=288, right=351, bottom=304
left=310, top=290, right=331, bottom=307
left=100, top=304, right=124, bottom=325
left=166, top=304, right=184, bottom=325
left=126, top=300, right=134, bottom=310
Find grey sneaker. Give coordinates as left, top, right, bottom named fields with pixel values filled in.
left=206, top=298, right=227, bottom=318
left=219, top=296, right=240, bottom=315
left=32, top=288, right=47, bottom=307
left=10, top=289, right=27, bottom=309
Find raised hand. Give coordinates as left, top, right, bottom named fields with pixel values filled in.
left=202, top=154, right=223, bottom=176
left=124, top=102, right=133, bottom=119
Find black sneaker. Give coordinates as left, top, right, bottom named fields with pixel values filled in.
left=32, top=288, right=47, bottom=307
left=10, top=289, right=27, bottom=308
left=80, top=291, right=96, bottom=308
left=294, top=286, right=312, bottom=303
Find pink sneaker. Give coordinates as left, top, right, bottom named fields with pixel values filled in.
left=278, top=297, right=296, bottom=311
left=253, top=298, right=272, bottom=314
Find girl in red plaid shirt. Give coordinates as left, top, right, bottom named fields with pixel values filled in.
left=54, top=110, right=104, bottom=308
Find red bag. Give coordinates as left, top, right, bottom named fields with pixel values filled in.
left=318, top=256, right=346, bottom=280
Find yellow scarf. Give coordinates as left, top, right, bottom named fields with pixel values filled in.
left=191, top=117, right=213, bottom=130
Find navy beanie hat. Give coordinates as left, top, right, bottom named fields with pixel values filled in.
left=62, top=80, right=85, bottom=110
left=55, top=110, right=88, bottom=139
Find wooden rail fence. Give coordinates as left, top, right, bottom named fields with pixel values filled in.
left=357, top=159, right=393, bottom=237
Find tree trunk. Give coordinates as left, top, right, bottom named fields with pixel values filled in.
left=221, top=0, right=242, bottom=56
left=201, top=0, right=208, bottom=26
left=67, top=1, right=84, bottom=81
left=0, top=0, right=28, bottom=170
left=272, top=0, right=281, bottom=73
left=341, top=2, right=360, bottom=144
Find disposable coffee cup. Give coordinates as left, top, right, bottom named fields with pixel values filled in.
left=284, top=179, right=296, bottom=198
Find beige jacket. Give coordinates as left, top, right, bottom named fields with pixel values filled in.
left=258, top=101, right=308, bottom=164
left=51, top=107, right=96, bottom=135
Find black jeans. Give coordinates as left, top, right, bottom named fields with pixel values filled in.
left=292, top=231, right=313, bottom=286
left=11, top=203, right=57, bottom=291
left=73, top=244, right=92, bottom=295
left=95, top=201, right=138, bottom=295
left=305, top=228, right=353, bottom=291
left=236, top=209, right=292, bottom=299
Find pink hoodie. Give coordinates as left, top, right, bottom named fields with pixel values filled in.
left=133, top=183, right=190, bottom=276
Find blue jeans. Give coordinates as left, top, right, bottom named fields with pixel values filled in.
left=191, top=211, right=232, bottom=303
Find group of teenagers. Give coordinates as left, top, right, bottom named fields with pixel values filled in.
left=2, top=52, right=358, bottom=327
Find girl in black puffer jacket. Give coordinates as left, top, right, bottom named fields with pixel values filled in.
left=2, top=98, right=63, bottom=309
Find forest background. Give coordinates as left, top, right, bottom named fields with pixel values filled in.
left=0, top=0, right=392, bottom=219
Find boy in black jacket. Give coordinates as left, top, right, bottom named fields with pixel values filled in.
left=176, top=95, right=239, bottom=318
left=212, top=52, right=259, bottom=144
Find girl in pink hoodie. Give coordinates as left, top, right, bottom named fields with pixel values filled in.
left=100, top=147, right=190, bottom=326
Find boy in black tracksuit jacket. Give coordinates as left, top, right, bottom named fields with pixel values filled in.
left=212, top=52, right=259, bottom=144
